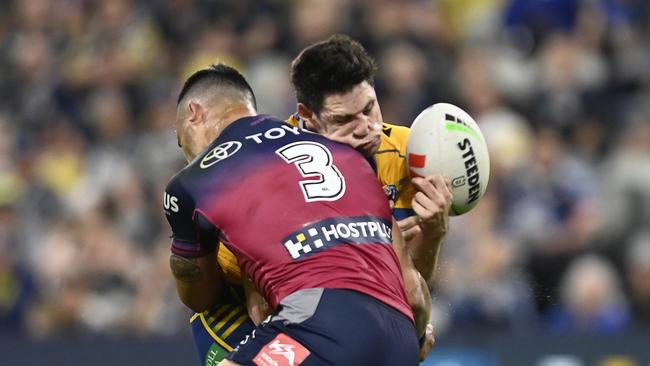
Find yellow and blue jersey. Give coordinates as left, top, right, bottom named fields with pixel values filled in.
left=190, top=284, right=254, bottom=365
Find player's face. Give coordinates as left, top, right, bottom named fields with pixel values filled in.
left=308, top=81, right=383, bottom=157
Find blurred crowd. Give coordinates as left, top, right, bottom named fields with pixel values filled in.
left=0, top=0, right=648, bottom=340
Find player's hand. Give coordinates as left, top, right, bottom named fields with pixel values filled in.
left=398, top=174, right=453, bottom=241
left=243, top=275, right=271, bottom=325
left=419, top=323, right=435, bottom=361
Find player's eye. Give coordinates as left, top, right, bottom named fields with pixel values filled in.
left=363, top=101, right=375, bottom=115
left=332, top=116, right=352, bottom=124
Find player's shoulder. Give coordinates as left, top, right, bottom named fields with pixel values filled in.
left=379, top=122, right=410, bottom=154
left=164, top=167, right=195, bottom=207
left=166, top=161, right=192, bottom=188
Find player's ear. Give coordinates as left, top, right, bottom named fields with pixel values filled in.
left=297, top=103, right=317, bottom=130
left=187, top=100, right=206, bottom=126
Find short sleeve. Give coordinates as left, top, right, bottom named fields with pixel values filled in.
left=163, top=177, right=217, bottom=258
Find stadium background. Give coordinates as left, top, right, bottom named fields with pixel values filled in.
left=0, top=0, right=648, bottom=365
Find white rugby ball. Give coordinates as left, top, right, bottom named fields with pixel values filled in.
left=406, top=103, right=490, bottom=215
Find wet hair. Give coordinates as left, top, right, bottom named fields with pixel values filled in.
left=290, top=34, right=377, bottom=115
left=177, top=63, right=257, bottom=110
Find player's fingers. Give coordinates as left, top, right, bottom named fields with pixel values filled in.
left=413, top=192, right=436, bottom=216
left=417, top=173, right=445, bottom=190
left=412, top=198, right=436, bottom=222
left=444, top=176, right=452, bottom=191
left=422, top=175, right=453, bottom=206
left=440, top=177, right=454, bottom=203
left=427, top=174, right=447, bottom=189
left=413, top=176, right=451, bottom=206
left=397, top=215, right=420, bottom=232
left=413, top=199, right=449, bottom=236
left=411, top=177, right=435, bottom=198
left=413, top=191, right=447, bottom=216
left=412, top=180, right=445, bottom=210
left=428, top=174, right=453, bottom=200
left=419, top=324, right=435, bottom=361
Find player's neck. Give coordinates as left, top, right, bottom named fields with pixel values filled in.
left=212, top=104, right=257, bottom=139
left=187, top=104, right=257, bottom=162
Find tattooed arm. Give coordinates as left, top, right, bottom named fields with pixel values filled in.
left=170, top=250, right=222, bottom=313
left=164, top=178, right=222, bottom=313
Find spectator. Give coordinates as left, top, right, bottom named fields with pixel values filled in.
left=546, top=254, right=631, bottom=333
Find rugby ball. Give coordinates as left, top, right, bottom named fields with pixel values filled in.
left=406, top=103, right=490, bottom=215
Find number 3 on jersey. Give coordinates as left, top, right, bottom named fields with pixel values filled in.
left=276, top=142, right=346, bottom=202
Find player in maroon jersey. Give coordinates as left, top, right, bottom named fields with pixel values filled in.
left=164, top=64, right=430, bottom=365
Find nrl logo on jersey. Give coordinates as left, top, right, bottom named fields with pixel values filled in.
left=382, top=184, right=399, bottom=202
left=200, top=141, right=242, bottom=169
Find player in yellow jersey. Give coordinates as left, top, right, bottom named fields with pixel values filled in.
left=190, top=35, right=451, bottom=365
left=287, top=35, right=451, bottom=285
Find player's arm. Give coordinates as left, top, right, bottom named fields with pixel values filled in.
left=391, top=218, right=432, bottom=342
left=398, top=174, right=453, bottom=284
left=170, top=250, right=222, bottom=312
left=164, top=178, right=223, bottom=312
left=242, top=274, right=271, bottom=325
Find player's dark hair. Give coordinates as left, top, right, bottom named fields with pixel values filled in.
left=177, top=63, right=257, bottom=109
left=290, top=34, right=378, bottom=115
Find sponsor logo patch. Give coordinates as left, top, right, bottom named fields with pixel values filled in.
left=383, top=184, right=400, bottom=202
left=253, top=334, right=310, bottom=366
left=281, top=216, right=392, bottom=260
left=200, top=141, right=242, bottom=169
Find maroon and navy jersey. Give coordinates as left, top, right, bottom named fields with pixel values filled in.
left=164, top=115, right=413, bottom=322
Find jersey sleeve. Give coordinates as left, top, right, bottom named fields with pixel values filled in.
left=163, top=177, right=218, bottom=258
